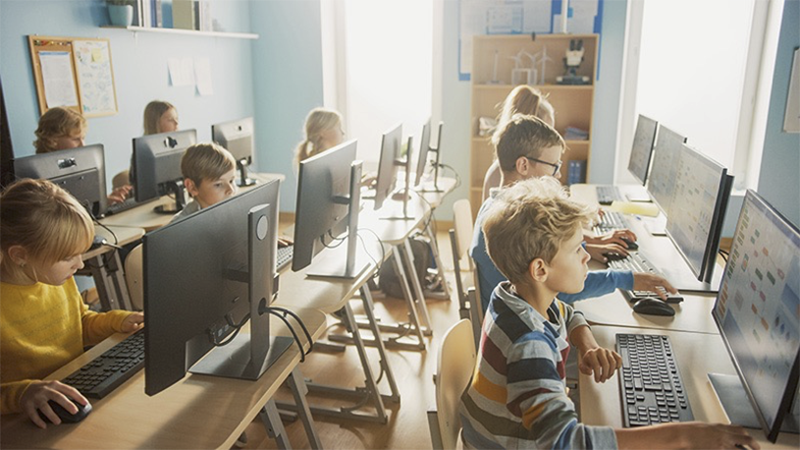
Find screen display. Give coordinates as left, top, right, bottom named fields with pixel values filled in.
left=646, top=125, right=684, bottom=216
left=627, top=115, right=658, bottom=185
left=713, top=190, right=800, bottom=434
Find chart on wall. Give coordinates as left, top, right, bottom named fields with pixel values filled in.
left=458, top=0, right=603, bottom=80
left=73, top=39, right=118, bottom=117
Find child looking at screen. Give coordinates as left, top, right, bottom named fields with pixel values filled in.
left=0, top=179, right=144, bottom=428
left=169, top=142, right=238, bottom=223
left=459, top=176, right=759, bottom=450
left=143, top=100, right=179, bottom=135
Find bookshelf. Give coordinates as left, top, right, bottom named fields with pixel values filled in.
left=469, top=34, right=598, bottom=214
left=100, top=26, right=258, bottom=40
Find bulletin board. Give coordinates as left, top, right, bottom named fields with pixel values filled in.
left=28, top=35, right=119, bottom=118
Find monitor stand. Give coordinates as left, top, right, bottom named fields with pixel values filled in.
left=154, top=180, right=186, bottom=215
left=237, top=159, right=257, bottom=187
left=660, top=263, right=723, bottom=294
left=190, top=334, right=293, bottom=380
left=644, top=215, right=667, bottom=236
left=708, top=373, right=799, bottom=434
left=624, top=186, right=652, bottom=203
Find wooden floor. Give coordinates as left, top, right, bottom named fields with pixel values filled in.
left=239, top=222, right=463, bottom=450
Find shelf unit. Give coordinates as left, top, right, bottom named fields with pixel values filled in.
left=100, top=25, right=258, bottom=40
left=469, top=34, right=598, bottom=213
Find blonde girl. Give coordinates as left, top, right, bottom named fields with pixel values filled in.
left=143, top=100, right=179, bottom=135
left=293, top=107, right=345, bottom=170
left=0, top=179, right=143, bottom=428
left=33, top=107, right=87, bottom=154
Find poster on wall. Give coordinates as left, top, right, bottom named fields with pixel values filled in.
left=458, top=0, right=602, bottom=80
left=73, top=39, right=118, bottom=117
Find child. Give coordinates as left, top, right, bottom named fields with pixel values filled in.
left=143, top=100, right=179, bottom=135
left=470, top=114, right=676, bottom=313
left=0, top=179, right=144, bottom=429
left=169, top=142, right=238, bottom=223
left=293, top=107, right=345, bottom=170
left=459, top=177, right=759, bottom=450
left=33, top=107, right=87, bottom=154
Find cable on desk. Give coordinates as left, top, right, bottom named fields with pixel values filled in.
left=265, top=308, right=310, bottom=362
left=92, top=218, right=120, bottom=246
left=209, top=313, right=250, bottom=347
left=267, top=306, right=313, bottom=355
left=356, top=228, right=385, bottom=280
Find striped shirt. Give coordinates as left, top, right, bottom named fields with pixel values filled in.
left=459, top=282, right=617, bottom=449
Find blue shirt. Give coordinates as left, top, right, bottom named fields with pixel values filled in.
left=470, top=189, right=634, bottom=313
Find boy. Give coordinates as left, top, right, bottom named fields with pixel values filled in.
left=470, top=114, right=677, bottom=312
left=170, top=142, right=239, bottom=223
left=459, top=177, right=759, bottom=449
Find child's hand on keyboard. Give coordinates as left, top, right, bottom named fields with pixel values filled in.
left=579, top=347, right=623, bottom=383
left=120, top=312, right=144, bottom=332
left=632, top=273, right=678, bottom=301
left=107, top=185, right=133, bottom=205
left=278, top=236, right=293, bottom=248
left=586, top=228, right=638, bottom=247
left=586, top=243, right=629, bottom=263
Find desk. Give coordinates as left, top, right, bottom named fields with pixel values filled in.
left=579, top=325, right=798, bottom=448
left=79, top=225, right=144, bottom=311
left=0, top=307, right=326, bottom=450
left=99, top=172, right=284, bottom=232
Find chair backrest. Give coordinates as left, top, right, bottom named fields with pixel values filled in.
left=430, top=319, right=477, bottom=450
left=124, top=243, right=144, bottom=310
left=452, top=199, right=473, bottom=261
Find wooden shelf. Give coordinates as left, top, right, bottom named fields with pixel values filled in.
left=101, top=25, right=258, bottom=40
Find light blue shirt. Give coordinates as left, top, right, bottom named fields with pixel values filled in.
left=470, top=189, right=634, bottom=313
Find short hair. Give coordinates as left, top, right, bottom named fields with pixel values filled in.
left=491, top=85, right=555, bottom=147
left=495, top=114, right=565, bottom=173
left=482, top=177, right=596, bottom=285
left=0, top=179, right=93, bottom=279
left=294, top=107, right=343, bottom=167
left=143, top=100, right=176, bottom=135
left=181, top=142, right=236, bottom=187
left=33, top=107, right=87, bottom=154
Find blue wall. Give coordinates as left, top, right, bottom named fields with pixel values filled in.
left=1, top=0, right=256, bottom=191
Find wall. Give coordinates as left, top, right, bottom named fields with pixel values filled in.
left=0, top=0, right=255, bottom=191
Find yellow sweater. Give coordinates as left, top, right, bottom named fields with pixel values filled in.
left=1, top=277, right=134, bottom=414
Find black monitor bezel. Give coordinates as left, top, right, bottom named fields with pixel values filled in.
left=711, top=189, right=800, bottom=443
left=373, top=123, right=402, bottom=210
left=627, top=114, right=658, bottom=186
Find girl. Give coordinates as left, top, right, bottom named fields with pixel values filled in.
left=0, top=179, right=144, bottom=428
left=293, top=107, right=345, bottom=170
left=33, top=107, right=87, bottom=154
left=143, top=100, right=179, bottom=135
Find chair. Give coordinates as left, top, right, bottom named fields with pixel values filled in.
left=124, top=244, right=144, bottom=311
left=427, top=319, right=477, bottom=450
left=449, top=199, right=483, bottom=345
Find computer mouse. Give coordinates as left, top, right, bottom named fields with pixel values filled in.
left=603, top=252, right=627, bottom=262
left=632, top=297, right=675, bottom=317
left=38, top=399, right=92, bottom=424
left=620, top=237, right=639, bottom=250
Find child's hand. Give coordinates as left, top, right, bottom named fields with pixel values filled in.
left=579, top=347, right=622, bottom=383
left=278, top=236, right=293, bottom=248
left=20, top=380, right=87, bottom=429
left=107, top=185, right=133, bottom=205
left=121, top=312, right=144, bottom=332
left=632, top=273, right=678, bottom=301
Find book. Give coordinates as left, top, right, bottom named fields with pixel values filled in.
left=172, top=0, right=195, bottom=30
left=151, top=0, right=162, bottom=27
left=566, top=160, right=586, bottom=186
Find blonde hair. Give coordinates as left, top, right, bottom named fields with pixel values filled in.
left=181, top=142, right=236, bottom=187
left=143, top=100, right=176, bottom=135
left=0, top=179, right=94, bottom=281
left=482, top=177, right=596, bottom=285
left=491, top=85, right=555, bottom=147
left=33, top=107, right=87, bottom=154
left=495, top=114, right=565, bottom=172
left=294, top=108, right=343, bottom=167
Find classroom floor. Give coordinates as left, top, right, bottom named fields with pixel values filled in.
left=239, top=221, right=462, bottom=450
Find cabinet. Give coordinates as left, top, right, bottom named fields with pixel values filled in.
left=469, top=34, right=598, bottom=214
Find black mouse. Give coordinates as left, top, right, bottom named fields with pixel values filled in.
left=620, top=237, right=639, bottom=250
left=603, top=252, right=627, bottom=262
left=632, top=297, right=675, bottom=316
left=38, top=399, right=92, bottom=424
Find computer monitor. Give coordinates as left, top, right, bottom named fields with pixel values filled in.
left=133, top=129, right=196, bottom=215
left=292, top=139, right=367, bottom=279
left=646, top=125, right=686, bottom=217
left=12, top=144, right=107, bottom=218
left=212, top=117, right=256, bottom=187
left=710, top=189, right=799, bottom=442
left=414, top=118, right=432, bottom=187
left=373, top=123, right=402, bottom=210
left=143, top=179, right=293, bottom=396
left=665, top=144, right=733, bottom=286
left=627, top=114, right=658, bottom=185
left=417, top=121, right=445, bottom=193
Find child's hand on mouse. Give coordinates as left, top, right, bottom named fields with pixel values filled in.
left=120, top=312, right=144, bottom=332
left=20, top=380, right=87, bottom=428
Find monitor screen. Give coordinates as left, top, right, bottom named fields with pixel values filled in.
left=414, top=118, right=432, bottom=187
left=665, top=144, right=733, bottom=281
left=627, top=114, right=658, bottom=185
left=212, top=117, right=256, bottom=187
left=646, top=125, right=686, bottom=217
left=373, top=123, right=402, bottom=210
left=144, top=179, right=286, bottom=396
left=292, top=139, right=360, bottom=274
left=133, top=129, right=196, bottom=212
left=712, top=189, right=800, bottom=442
left=12, top=144, right=107, bottom=218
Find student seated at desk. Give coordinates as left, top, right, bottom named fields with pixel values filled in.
left=471, top=114, right=677, bottom=313
left=34, top=107, right=130, bottom=205
left=169, top=142, right=239, bottom=223
left=143, top=100, right=179, bottom=135
left=0, top=179, right=144, bottom=429
left=459, top=177, right=759, bottom=450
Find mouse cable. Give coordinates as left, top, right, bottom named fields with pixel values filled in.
left=266, top=306, right=313, bottom=355
left=266, top=309, right=308, bottom=362
left=92, top=218, right=120, bottom=246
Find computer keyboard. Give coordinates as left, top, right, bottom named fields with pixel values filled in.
left=617, top=333, right=694, bottom=427
left=596, top=185, right=624, bottom=205
left=607, top=252, right=684, bottom=303
left=277, top=244, right=293, bottom=272
left=104, top=197, right=140, bottom=216
left=61, top=328, right=145, bottom=399
left=593, top=211, right=630, bottom=235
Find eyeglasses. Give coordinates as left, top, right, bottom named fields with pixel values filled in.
left=526, top=157, right=563, bottom=176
